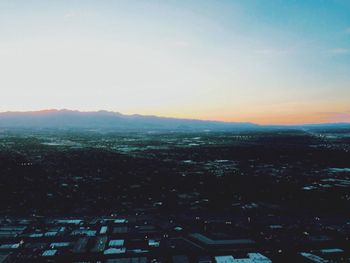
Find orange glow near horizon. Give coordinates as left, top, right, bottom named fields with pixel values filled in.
left=1, top=103, right=350, bottom=125
left=123, top=100, right=350, bottom=125
left=161, top=113, right=350, bottom=125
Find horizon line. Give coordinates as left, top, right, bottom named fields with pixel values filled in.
left=0, top=108, right=349, bottom=127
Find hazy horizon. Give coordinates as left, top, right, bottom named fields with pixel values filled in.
left=0, top=108, right=350, bottom=126
left=1, top=0, right=350, bottom=124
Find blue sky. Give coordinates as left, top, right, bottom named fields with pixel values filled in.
left=0, top=0, right=349, bottom=124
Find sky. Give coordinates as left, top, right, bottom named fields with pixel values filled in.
left=0, top=0, right=350, bottom=124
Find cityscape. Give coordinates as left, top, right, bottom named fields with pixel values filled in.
left=0, top=115, right=349, bottom=262
left=1, top=0, right=350, bottom=262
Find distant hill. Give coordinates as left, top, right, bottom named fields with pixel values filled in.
left=0, top=110, right=349, bottom=132
left=0, top=110, right=259, bottom=131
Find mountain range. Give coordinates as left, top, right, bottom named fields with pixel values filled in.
left=0, top=110, right=348, bottom=131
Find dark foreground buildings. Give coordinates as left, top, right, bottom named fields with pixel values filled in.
left=0, top=129, right=349, bottom=262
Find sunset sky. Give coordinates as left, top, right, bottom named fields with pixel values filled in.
left=0, top=0, right=350, bottom=124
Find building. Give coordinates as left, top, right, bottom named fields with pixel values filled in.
left=215, top=253, right=272, bottom=263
